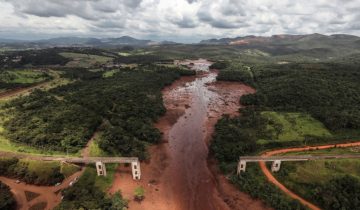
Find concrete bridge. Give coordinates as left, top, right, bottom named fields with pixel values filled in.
left=237, top=154, right=360, bottom=174
left=0, top=152, right=141, bottom=180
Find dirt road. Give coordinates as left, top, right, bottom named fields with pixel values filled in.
left=109, top=60, right=270, bottom=210
left=0, top=70, right=66, bottom=101
left=0, top=169, right=83, bottom=210
left=259, top=141, right=360, bottom=210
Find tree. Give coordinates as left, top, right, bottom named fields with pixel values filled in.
left=134, top=186, right=145, bottom=202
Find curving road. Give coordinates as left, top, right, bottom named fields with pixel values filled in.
left=259, top=141, right=360, bottom=210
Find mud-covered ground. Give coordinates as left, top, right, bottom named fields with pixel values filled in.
left=109, top=60, right=269, bottom=210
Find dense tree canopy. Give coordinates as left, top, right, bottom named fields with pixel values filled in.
left=3, top=66, right=195, bottom=158
left=0, top=181, right=16, bottom=210
left=312, top=175, right=360, bottom=210
left=219, top=62, right=360, bottom=131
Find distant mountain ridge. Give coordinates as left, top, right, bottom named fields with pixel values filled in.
left=1, top=33, right=359, bottom=49
left=199, top=33, right=360, bottom=46
left=0, top=36, right=179, bottom=48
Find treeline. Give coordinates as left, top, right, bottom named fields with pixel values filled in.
left=0, top=49, right=70, bottom=68
left=211, top=111, right=261, bottom=171
left=216, top=61, right=255, bottom=86
left=60, top=67, right=104, bottom=80
left=211, top=60, right=360, bottom=210
left=0, top=70, right=52, bottom=92
left=0, top=82, right=32, bottom=91
left=312, top=175, right=360, bottom=210
left=232, top=165, right=306, bottom=210
left=219, top=62, right=360, bottom=131
left=0, top=48, right=121, bottom=69
left=4, top=90, right=101, bottom=152
left=0, top=181, right=16, bottom=210
left=114, top=54, right=168, bottom=64
left=58, top=47, right=118, bottom=58
left=0, top=158, right=64, bottom=185
left=56, top=167, right=127, bottom=210
left=4, top=66, right=195, bottom=158
left=275, top=163, right=360, bottom=210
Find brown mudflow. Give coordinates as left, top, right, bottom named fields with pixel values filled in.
left=110, top=60, right=269, bottom=210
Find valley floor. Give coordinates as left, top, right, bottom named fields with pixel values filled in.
left=109, top=66, right=269, bottom=210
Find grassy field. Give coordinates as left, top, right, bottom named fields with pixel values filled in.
left=94, top=163, right=118, bottom=192
left=276, top=159, right=360, bottom=207
left=103, top=69, right=119, bottom=78
left=59, top=52, right=113, bottom=68
left=274, top=146, right=360, bottom=209
left=257, top=111, right=332, bottom=144
left=88, top=136, right=109, bottom=157
left=0, top=70, right=72, bottom=102
left=280, top=160, right=360, bottom=187
left=282, top=146, right=360, bottom=156
left=60, top=162, right=81, bottom=178
left=118, top=50, right=153, bottom=57
left=0, top=70, right=50, bottom=84
left=25, top=160, right=62, bottom=180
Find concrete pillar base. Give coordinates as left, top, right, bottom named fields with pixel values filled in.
left=131, top=161, right=141, bottom=180
left=271, top=160, right=281, bottom=172
left=237, top=160, right=247, bottom=174
left=96, top=161, right=107, bottom=176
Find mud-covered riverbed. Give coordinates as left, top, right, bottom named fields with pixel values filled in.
left=110, top=60, right=269, bottom=210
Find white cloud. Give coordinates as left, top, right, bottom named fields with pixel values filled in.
left=0, top=0, right=359, bottom=42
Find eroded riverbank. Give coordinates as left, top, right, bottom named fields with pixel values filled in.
left=109, top=61, right=268, bottom=210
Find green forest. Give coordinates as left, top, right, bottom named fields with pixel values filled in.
left=211, top=59, right=360, bottom=210
left=275, top=160, right=360, bottom=210
left=219, top=62, right=360, bottom=131
left=0, top=181, right=16, bottom=210
left=56, top=167, right=127, bottom=210
left=3, top=65, right=195, bottom=159
left=0, top=157, right=78, bottom=185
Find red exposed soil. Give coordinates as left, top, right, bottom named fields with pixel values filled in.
left=259, top=141, right=360, bottom=210
left=0, top=169, right=84, bottom=210
left=109, top=61, right=270, bottom=210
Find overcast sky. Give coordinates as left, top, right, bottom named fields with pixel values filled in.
left=0, top=0, right=359, bottom=43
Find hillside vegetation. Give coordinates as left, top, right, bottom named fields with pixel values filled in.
left=211, top=56, right=360, bottom=210
left=59, top=52, right=113, bottom=68
left=2, top=65, right=195, bottom=159
left=0, top=69, right=51, bottom=92
left=0, top=157, right=79, bottom=185
left=0, top=181, right=16, bottom=210
left=56, top=166, right=127, bottom=210
left=276, top=158, right=360, bottom=210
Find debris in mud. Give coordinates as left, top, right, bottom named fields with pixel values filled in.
left=149, top=179, right=157, bottom=185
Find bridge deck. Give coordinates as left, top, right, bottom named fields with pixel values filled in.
left=0, top=152, right=138, bottom=163
left=240, top=154, right=360, bottom=162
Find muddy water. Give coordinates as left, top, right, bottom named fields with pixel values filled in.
left=159, top=61, right=259, bottom=209
left=109, top=61, right=267, bottom=210
left=164, top=72, right=222, bottom=210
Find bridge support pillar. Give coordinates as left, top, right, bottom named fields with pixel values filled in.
left=237, top=160, right=247, bottom=174
left=271, top=160, right=281, bottom=172
left=131, top=161, right=141, bottom=180
left=96, top=161, right=107, bottom=176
